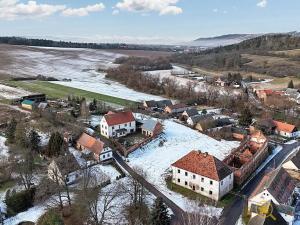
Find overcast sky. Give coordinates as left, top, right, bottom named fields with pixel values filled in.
left=0, top=0, right=299, bottom=44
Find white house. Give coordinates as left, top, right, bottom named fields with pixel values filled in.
left=273, top=120, right=299, bottom=138
left=48, top=154, right=81, bottom=185
left=171, top=150, right=234, bottom=201
left=76, top=132, right=113, bottom=162
left=248, top=167, right=296, bottom=214
left=100, top=111, right=136, bottom=138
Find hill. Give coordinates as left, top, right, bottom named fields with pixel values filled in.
left=171, top=33, right=300, bottom=79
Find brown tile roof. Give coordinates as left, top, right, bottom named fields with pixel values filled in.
left=171, top=150, right=232, bottom=181
left=273, top=120, right=296, bottom=133
left=251, top=168, right=297, bottom=204
left=77, top=133, right=104, bottom=155
left=104, top=111, right=135, bottom=126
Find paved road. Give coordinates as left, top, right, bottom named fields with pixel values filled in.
left=220, top=141, right=300, bottom=225
left=113, top=152, right=185, bottom=225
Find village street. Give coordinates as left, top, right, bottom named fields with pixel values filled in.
left=220, top=140, right=300, bottom=225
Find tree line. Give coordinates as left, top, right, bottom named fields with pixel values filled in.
left=0, top=36, right=176, bottom=51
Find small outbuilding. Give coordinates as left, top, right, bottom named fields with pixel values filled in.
left=141, top=119, right=163, bottom=137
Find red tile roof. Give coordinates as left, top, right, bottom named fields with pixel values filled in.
left=273, top=120, right=296, bottom=133
left=77, top=133, right=104, bottom=155
left=104, top=111, right=135, bottom=126
left=172, top=150, right=232, bottom=181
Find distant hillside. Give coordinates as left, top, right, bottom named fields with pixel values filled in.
left=183, top=34, right=259, bottom=48
left=171, top=33, right=300, bottom=78
left=205, top=33, right=300, bottom=53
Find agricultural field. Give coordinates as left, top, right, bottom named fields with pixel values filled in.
left=4, top=80, right=136, bottom=106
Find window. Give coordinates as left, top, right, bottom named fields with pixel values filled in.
left=185, top=181, right=188, bottom=186
left=177, top=169, right=180, bottom=173
left=193, top=174, right=196, bottom=179
left=103, top=155, right=105, bottom=159
left=209, top=191, right=213, bottom=195
left=221, top=181, right=223, bottom=185
left=112, top=126, right=114, bottom=130
left=185, top=172, right=188, bottom=176
left=125, top=123, right=127, bottom=127
left=210, top=180, right=213, bottom=185
left=192, top=186, right=195, bottom=191
left=201, top=177, right=204, bottom=182
left=201, top=187, right=204, bottom=191
left=177, top=179, right=180, bottom=183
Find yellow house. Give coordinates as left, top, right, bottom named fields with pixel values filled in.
left=21, top=100, right=35, bottom=110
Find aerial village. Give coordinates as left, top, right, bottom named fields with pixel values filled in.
left=0, top=65, right=300, bottom=225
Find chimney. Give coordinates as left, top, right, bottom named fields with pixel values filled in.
left=204, top=152, right=208, bottom=157
left=197, top=150, right=202, bottom=154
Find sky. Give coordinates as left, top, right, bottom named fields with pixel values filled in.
left=0, top=0, right=299, bottom=44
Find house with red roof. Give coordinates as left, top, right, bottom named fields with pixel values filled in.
left=171, top=150, right=234, bottom=201
left=100, top=111, right=136, bottom=138
left=76, top=133, right=112, bottom=162
left=273, top=120, right=298, bottom=138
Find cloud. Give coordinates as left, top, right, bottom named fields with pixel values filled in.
left=115, top=0, right=183, bottom=15
left=0, top=0, right=65, bottom=19
left=213, top=8, right=218, bottom=13
left=257, top=0, right=267, bottom=8
left=112, top=9, right=119, bottom=15
left=62, top=3, right=105, bottom=17
left=0, top=1, right=105, bottom=20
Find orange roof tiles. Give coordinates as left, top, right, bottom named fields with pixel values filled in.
left=172, top=150, right=232, bottom=181
left=273, top=120, right=296, bottom=133
left=104, top=111, right=135, bottom=126
left=77, top=133, right=104, bottom=155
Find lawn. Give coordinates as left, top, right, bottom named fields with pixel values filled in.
left=5, top=80, right=137, bottom=106
left=0, top=179, right=16, bottom=192
left=165, top=177, right=236, bottom=208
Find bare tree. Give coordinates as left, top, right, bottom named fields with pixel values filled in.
left=182, top=199, right=222, bottom=225
left=122, top=167, right=151, bottom=225
left=13, top=150, right=35, bottom=191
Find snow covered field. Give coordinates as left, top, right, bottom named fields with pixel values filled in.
left=127, top=118, right=239, bottom=213
left=1, top=45, right=166, bottom=102
left=144, top=66, right=207, bottom=92
left=0, top=84, right=32, bottom=99
left=0, top=136, right=9, bottom=159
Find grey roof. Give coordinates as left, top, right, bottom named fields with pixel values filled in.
left=38, top=102, right=48, bottom=109
left=141, top=119, right=159, bottom=132
left=249, top=201, right=288, bottom=225
left=290, top=150, right=300, bottom=169
left=254, top=168, right=297, bottom=205
left=183, top=108, right=198, bottom=117
left=145, top=100, right=172, bottom=108
left=191, top=114, right=214, bottom=124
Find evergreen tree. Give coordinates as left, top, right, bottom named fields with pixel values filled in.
left=47, top=132, right=64, bottom=157
left=288, top=80, right=294, bottom=89
left=239, top=106, right=253, bottom=127
left=5, top=118, right=17, bottom=144
left=151, top=197, right=171, bottom=225
left=28, top=130, right=41, bottom=153
left=15, top=122, right=28, bottom=148
left=202, top=109, right=207, bottom=115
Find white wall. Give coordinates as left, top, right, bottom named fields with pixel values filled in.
left=100, top=117, right=136, bottom=138
left=171, top=166, right=233, bottom=201
left=99, top=147, right=113, bottom=161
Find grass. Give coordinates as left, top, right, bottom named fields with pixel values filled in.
left=4, top=80, right=137, bottom=106
left=165, top=177, right=236, bottom=207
